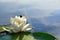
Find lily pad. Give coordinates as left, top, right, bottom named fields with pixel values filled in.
left=0, top=32, right=56, bottom=40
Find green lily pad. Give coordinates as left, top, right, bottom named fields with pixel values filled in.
left=0, top=32, right=56, bottom=40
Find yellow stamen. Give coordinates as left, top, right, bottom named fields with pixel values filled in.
left=16, top=20, right=23, bottom=25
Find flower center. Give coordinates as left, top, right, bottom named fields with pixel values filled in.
left=16, top=20, right=23, bottom=25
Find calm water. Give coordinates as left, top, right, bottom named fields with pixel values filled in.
left=0, top=2, right=60, bottom=39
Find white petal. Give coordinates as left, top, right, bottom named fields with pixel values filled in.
left=21, top=24, right=30, bottom=31
left=15, top=16, right=18, bottom=18
left=14, top=22, right=18, bottom=26
left=15, top=16, right=20, bottom=19
left=25, top=28, right=32, bottom=31
left=24, top=19, right=27, bottom=24
left=12, top=22, right=24, bottom=32
left=10, top=17, right=14, bottom=24
left=22, top=16, right=27, bottom=22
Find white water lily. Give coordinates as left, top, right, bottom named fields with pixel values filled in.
left=9, top=15, right=32, bottom=32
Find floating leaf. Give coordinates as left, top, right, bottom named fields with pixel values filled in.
left=0, top=32, right=56, bottom=40
left=0, top=26, right=15, bottom=33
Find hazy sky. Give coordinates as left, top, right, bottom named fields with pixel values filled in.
left=0, top=0, right=60, bottom=18
left=0, top=0, right=60, bottom=9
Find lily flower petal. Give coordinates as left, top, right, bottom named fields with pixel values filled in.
left=25, top=28, right=32, bottom=31
left=21, top=24, right=32, bottom=31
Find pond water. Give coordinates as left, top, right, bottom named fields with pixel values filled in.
left=0, top=2, right=60, bottom=39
